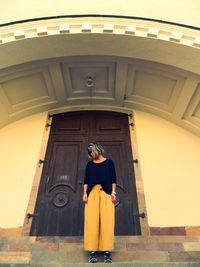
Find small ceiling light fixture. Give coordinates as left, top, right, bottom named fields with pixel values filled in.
left=86, top=76, right=94, bottom=88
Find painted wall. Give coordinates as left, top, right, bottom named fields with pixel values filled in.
left=0, top=112, right=47, bottom=228
left=0, top=110, right=200, bottom=228
left=1, top=0, right=200, bottom=27
left=134, top=110, right=200, bottom=227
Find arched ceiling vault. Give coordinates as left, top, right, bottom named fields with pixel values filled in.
left=0, top=18, right=200, bottom=137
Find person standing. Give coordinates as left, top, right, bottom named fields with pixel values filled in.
left=82, top=142, right=117, bottom=263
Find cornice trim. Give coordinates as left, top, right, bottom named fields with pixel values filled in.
left=1, top=14, right=200, bottom=31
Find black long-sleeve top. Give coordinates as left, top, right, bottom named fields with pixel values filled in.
left=84, top=158, right=117, bottom=196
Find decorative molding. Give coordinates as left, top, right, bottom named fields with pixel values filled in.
left=0, top=19, right=200, bottom=50
left=0, top=56, right=200, bottom=137
left=182, top=85, right=200, bottom=127
left=0, top=66, right=58, bottom=117
left=125, top=64, right=185, bottom=114
left=61, top=61, right=116, bottom=100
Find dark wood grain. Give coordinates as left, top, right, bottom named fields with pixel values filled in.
left=30, top=111, right=141, bottom=236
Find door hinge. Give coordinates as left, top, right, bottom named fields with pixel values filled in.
left=46, top=123, right=52, bottom=128
left=26, top=213, right=39, bottom=224
left=38, top=159, right=48, bottom=167
left=48, top=114, right=53, bottom=119
left=128, top=113, right=133, bottom=119
left=134, top=212, right=146, bottom=219
left=131, top=159, right=138, bottom=164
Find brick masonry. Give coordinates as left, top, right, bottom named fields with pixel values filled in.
left=150, top=226, right=200, bottom=236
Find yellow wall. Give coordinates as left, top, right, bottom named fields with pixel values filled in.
left=0, top=110, right=200, bottom=228
left=1, top=0, right=200, bottom=27
left=134, top=110, right=200, bottom=227
left=0, top=112, right=47, bottom=228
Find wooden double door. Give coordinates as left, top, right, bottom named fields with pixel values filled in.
left=30, top=111, right=141, bottom=236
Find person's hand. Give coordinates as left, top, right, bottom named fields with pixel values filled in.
left=83, top=192, right=88, bottom=203
left=111, top=193, right=116, bottom=203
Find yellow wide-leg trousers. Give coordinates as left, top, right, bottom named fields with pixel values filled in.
left=84, top=184, right=115, bottom=251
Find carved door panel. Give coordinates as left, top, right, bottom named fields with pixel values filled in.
left=89, top=112, right=141, bottom=235
left=30, top=112, right=88, bottom=236
left=30, top=111, right=141, bottom=236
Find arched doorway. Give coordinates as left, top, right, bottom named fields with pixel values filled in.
left=29, top=110, right=141, bottom=236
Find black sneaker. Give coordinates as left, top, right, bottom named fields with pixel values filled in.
left=89, top=251, right=97, bottom=263
left=104, top=251, right=112, bottom=263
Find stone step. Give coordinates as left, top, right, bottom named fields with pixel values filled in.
left=1, top=239, right=200, bottom=252
left=1, top=236, right=200, bottom=265
left=1, top=250, right=200, bottom=264
left=1, top=263, right=200, bottom=267
left=27, top=236, right=200, bottom=243
left=1, top=235, right=200, bottom=243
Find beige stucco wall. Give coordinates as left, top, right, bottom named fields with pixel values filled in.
left=1, top=0, right=200, bottom=27
left=0, top=110, right=200, bottom=228
left=0, top=112, right=47, bottom=228
left=134, top=110, right=200, bottom=227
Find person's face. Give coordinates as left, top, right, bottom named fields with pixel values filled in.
left=89, top=149, right=100, bottom=160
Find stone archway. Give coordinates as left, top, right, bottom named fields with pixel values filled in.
left=0, top=17, right=200, bottom=137
left=22, top=107, right=150, bottom=236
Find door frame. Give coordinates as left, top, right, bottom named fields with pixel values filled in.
left=22, top=107, right=150, bottom=236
